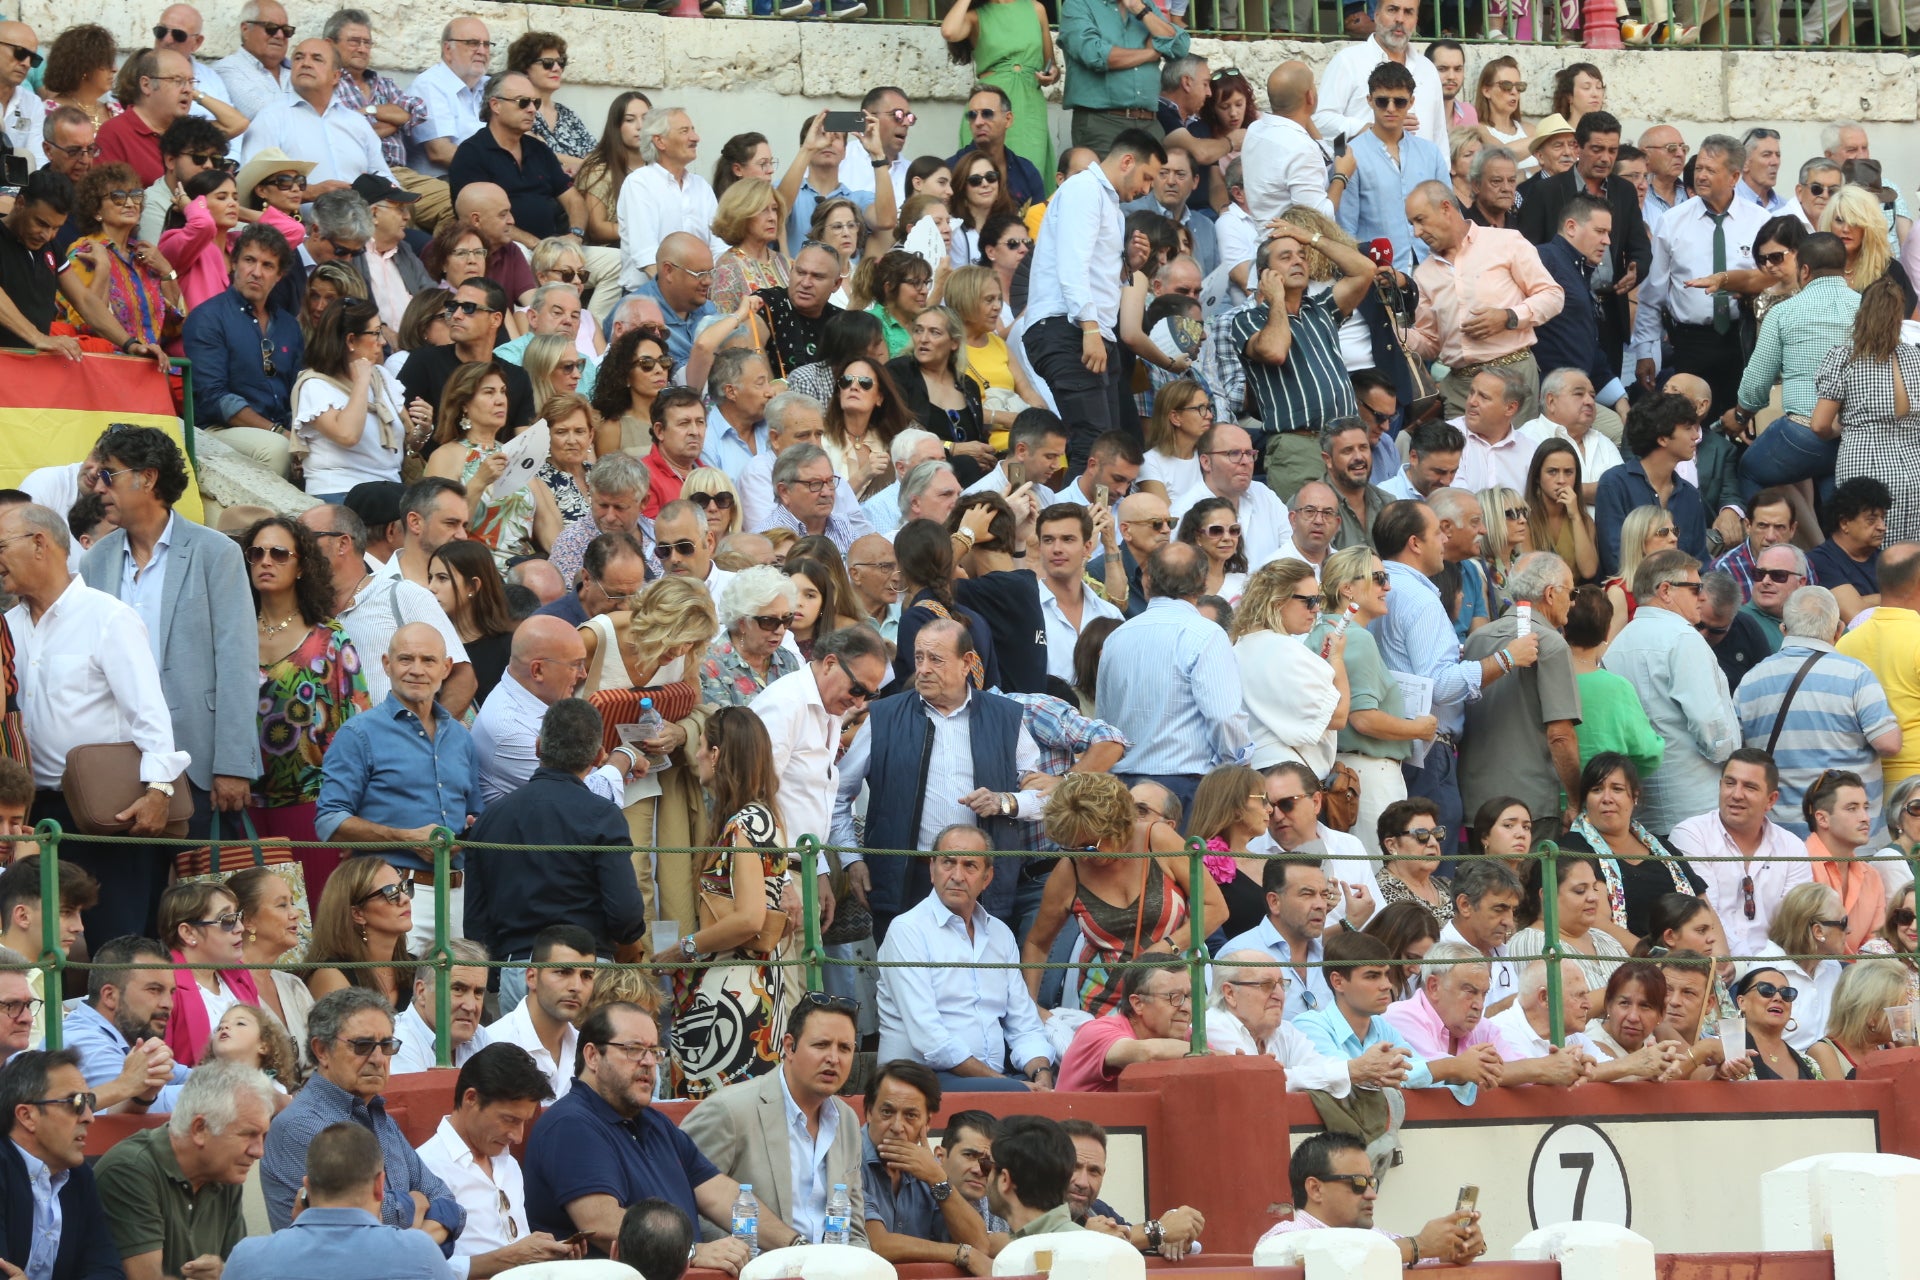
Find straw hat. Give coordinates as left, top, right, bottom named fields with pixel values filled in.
left=1528, top=114, right=1577, bottom=154
left=235, top=147, right=317, bottom=210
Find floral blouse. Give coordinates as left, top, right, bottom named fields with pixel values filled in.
left=59, top=236, right=178, bottom=347
left=532, top=101, right=596, bottom=161
left=713, top=249, right=790, bottom=316
left=255, top=621, right=371, bottom=807
left=540, top=463, right=591, bottom=523
left=699, top=636, right=800, bottom=708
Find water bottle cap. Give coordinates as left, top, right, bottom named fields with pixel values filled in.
left=833, top=1183, right=847, bottom=1191
left=739, top=1184, right=752, bottom=1192
left=641, top=697, right=654, bottom=709
left=1518, top=600, right=1531, bottom=608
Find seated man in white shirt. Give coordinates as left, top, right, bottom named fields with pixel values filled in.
left=1204, top=950, right=1365, bottom=1094
left=1486, top=958, right=1602, bottom=1075
left=876, top=832, right=1055, bottom=1093
left=391, top=939, right=492, bottom=1074
left=415, top=1042, right=580, bottom=1277
left=1263, top=481, right=1340, bottom=571
left=1376, top=419, right=1463, bottom=502
left=652, top=499, right=733, bottom=608
left=1170, top=423, right=1289, bottom=567
left=1520, top=368, right=1624, bottom=499
left=963, top=411, right=1065, bottom=505
left=484, top=923, right=594, bottom=1100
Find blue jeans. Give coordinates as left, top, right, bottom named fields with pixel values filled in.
left=1739, top=415, right=1838, bottom=504
left=1402, top=740, right=1463, bottom=860
left=497, top=960, right=529, bottom=1015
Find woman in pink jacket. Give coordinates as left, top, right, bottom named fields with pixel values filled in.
left=160, top=165, right=306, bottom=314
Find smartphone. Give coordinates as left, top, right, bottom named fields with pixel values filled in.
left=1094, top=483, right=1110, bottom=508
left=822, top=110, right=867, bottom=135
left=1455, top=1185, right=1479, bottom=1216
left=1004, top=460, right=1027, bottom=491
left=562, top=1231, right=591, bottom=1247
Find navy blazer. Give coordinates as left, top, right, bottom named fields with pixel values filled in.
left=0, top=1140, right=125, bottom=1280
left=1532, top=236, right=1616, bottom=393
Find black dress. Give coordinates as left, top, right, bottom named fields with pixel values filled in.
left=1748, top=1031, right=1818, bottom=1080
left=466, top=630, right=513, bottom=707
left=1215, top=868, right=1267, bottom=946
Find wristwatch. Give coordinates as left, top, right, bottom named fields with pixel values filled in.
left=1503, top=308, right=1519, bottom=330
left=148, top=781, right=175, bottom=798
left=678, top=934, right=698, bottom=959
left=931, top=1180, right=953, bottom=1202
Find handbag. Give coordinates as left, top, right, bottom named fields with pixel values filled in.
left=174, top=810, right=314, bottom=951
left=1320, top=760, right=1363, bottom=833
left=60, top=743, right=191, bottom=836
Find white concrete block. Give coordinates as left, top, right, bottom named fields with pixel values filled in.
left=495, top=1263, right=642, bottom=1280
left=1250, top=1226, right=1402, bottom=1280
left=1760, top=1150, right=1920, bottom=1271
left=991, top=1230, right=1147, bottom=1279
left=1759, top=1153, right=1836, bottom=1251
left=1511, top=1222, right=1655, bottom=1280
left=741, top=1243, right=898, bottom=1280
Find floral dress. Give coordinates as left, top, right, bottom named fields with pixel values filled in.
left=532, top=102, right=596, bottom=160
left=254, top=621, right=371, bottom=808
left=712, top=249, right=790, bottom=316
left=58, top=236, right=178, bottom=348
left=458, top=441, right=537, bottom=571
left=669, top=802, right=791, bottom=1100
left=539, top=463, right=591, bottom=524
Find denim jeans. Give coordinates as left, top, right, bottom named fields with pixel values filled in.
left=1739, top=415, right=1839, bottom=505
left=1401, top=740, right=1463, bottom=860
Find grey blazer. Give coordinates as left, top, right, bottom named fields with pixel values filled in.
left=677, top=1068, right=869, bottom=1247
left=80, top=516, right=262, bottom=790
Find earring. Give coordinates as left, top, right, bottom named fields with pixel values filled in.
left=1786, top=1018, right=1799, bottom=1034
left=458, top=414, right=472, bottom=434
left=245, top=928, right=257, bottom=944
left=358, top=924, right=368, bottom=945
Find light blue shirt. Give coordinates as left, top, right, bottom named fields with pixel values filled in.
left=1093, top=597, right=1249, bottom=776
left=861, top=482, right=902, bottom=533
left=1216, top=915, right=1331, bottom=1023
left=1335, top=132, right=1451, bottom=273
left=1368, top=561, right=1482, bottom=736
left=1599, top=604, right=1740, bottom=834
left=407, top=60, right=486, bottom=178
left=13, top=1140, right=64, bottom=1280
left=62, top=1001, right=188, bottom=1110
left=700, top=404, right=768, bottom=479
left=778, top=1067, right=840, bottom=1243
left=876, top=892, right=1054, bottom=1074
left=224, top=1206, right=457, bottom=1280
left=1293, top=1007, right=1472, bottom=1102
left=118, top=512, right=174, bottom=664
left=787, top=179, right=873, bottom=257
left=494, top=331, right=599, bottom=398
left=1735, top=176, right=1790, bottom=212
left=209, top=47, right=292, bottom=120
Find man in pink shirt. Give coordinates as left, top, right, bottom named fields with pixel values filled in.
left=1256, top=1132, right=1483, bottom=1266
left=1382, top=942, right=1582, bottom=1092
left=1057, top=956, right=1192, bottom=1093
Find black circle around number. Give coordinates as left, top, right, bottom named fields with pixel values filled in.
left=1524, top=1120, right=1631, bottom=1231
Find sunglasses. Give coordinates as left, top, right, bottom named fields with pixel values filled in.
left=687, top=491, right=736, bottom=511
left=800, top=990, right=862, bottom=1014
left=1273, top=793, right=1312, bottom=812
left=1124, top=518, right=1176, bottom=532
left=1200, top=523, right=1242, bottom=539
left=1398, top=827, right=1444, bottom=844
left=246, top=544, right=296, bottom=565
left=191, top=912, right=244, bottom=932
left=1494, top=79, right=1526, bottom=92
left=1289, top=593, right=1323, bottom=611
left=245, top=21, right=296, bottom=37
left=337, top=1036, right=403, bottom=1057
left=493, top=95, right=540, bottom=111
left=444, top=299, right=500, bottom=316
left=535, top=56, right=567, bottom=70
left=263, top=173, right=308, bottom=191
left=46, top=142, right=101, bottom=160
left=1210, top=65, right=1243, bottom=80
left=1755, top=250, right=1789, bottom=267
left=555, top=360, right=586, bottom=376
left=964, top=171, right=1000, bottom=187
left=751, top=611, right=799, bottom=632
left=999, top=237, right=1032, bottom=251
left=106, top=188, right=147, bottom=207
left=839, top=374, right=876, bottom=390
left=1817, top=916, right=1850, bottom=932
left=1894, top=907, right=1917, bottom=927
left=1754, top=568, right=1800, bottom=584
left=29, top=1092, right=95, bottom=1116
left=1804, top=182, right=1837, bottom=197
left=0, top=40, right=42, bottom=67
left=965, top=108, right=999, bottom=121
left=1740, top=873, right=1756, bottom=921
left=260, top=339, right=277, bottom=379
left=354, top=880, right=416, bottom=907
left=1697, top=621, right=1731, bottom=639
left=656, top=539, right=702, bottom=560
left=884, top=108, right=916, bottom=126
left=633, top=355, right=676, bottom=374
left=544, top=268, right=588, bottom=285
left=1371, top=95, right=1410, bottom=108
left=1320, top=1174, right=1379, bottom=1194
left=1744, top=981, right=1799, bottom=1002
left=1666, top=580, right=1703, bottom=595
left=153, top=24, right=193, bottom=41
left=1369, top=570, right=1390, bottom=586
left=184, top=151, right=237, bottom=172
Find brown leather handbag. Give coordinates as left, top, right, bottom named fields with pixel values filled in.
left=60, top=743, right=191, bottom=836
left=1320, top=761, right=1363, bottom=833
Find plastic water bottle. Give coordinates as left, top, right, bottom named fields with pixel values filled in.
left=632, top=697, right=673, bottom=773
left=732, top=1184, right=760, bottom=1258
left=1515, top=600, right=1533, bottom=637
left=823, top=1183, right=852, bottom=1245
left=1322, top=600, right=1358, bottom=659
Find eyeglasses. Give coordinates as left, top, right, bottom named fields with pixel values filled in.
left=1756, top=250, right=1788, bottom=267
left=632, top=355, right=676, bottom=374
left=663, top=261, right=714, bottom=281
left=839, top=374, right=876, bottom=390
left=1289, top=593, right=1323, bottom=611
left=444, top=300, right=500, bottom=316
left=246, top=544, right=295, bottom=565
left=153, top=24, right=193, bottom=41
left=448, top=36, right=494, bottom=48
left=687, top=491, right=736, bottom=511
left=1206, top=448, right=1256, bottom=462
left=1741, top=873, right=1756, bottom=921
left=337, top=1036, right=403, bottom=1057
left=555, top=360, right=586, bottom=376
left=535, top=56, right=567, bottom=70
left=750, top=612, right=799, bottom=633
left=1398, top=827, right=1444, bottom=844
left=1503, top=507, right=1527, bottom=521
left=244, top=21, right=296, bottom=37
left=0, top=997, right=42, bottom=1021
left=1272, top=793, right=1311, bottom=812
left=1226, top=977, right=1283, bottom=993
left=1200, top=523, right=1242, bottom=540
left=544, top=267, right=588, bottom=285
left=1371, top=95, right=1410, bottom=108
left=1320, top=1173, right=1379, bottom=1194
left=1754, top=567, right=1801, bottom=584
left=354, top=880, right=415, bottom=907
left=1175, top=402, right=1215, bottom=418
left=0, top=41, right=43, bottom=67
left=45, top=142, right=101, bottom=160
left=655, top=539, right=701, bottom=560
left=964, top=172, right=1000, bottom=187
left=1744, top=981, right=1799, bottom=1002
left=192, top=912, right=245, bottom=933
left=29, top=1093, right=95, bottom=1116
left=92, top=466, right=137, bottom=489
left=355, top=328, right=386, bottom=341
left=1658, top=141, right=1690, bottom=156
left=1493, top=79, right=1526, bottom=92
left=784, top=477, right=834, bottom=495
left=106, top=189, right=146, bottom=207
left=1804, top=182, right=1837, bottom=197
left=965, top=108, right=999, bottom=121
left=263, top=173, right=308, bottom=191
left=599, top=1040, right=667, bottom=1063
left=1136, top=990, right=1192, bottom=1007
left=148, top=74, right=196, bottom=89
left=493, top=95, right=540, bottom=111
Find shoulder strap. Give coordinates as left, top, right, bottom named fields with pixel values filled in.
left=384, top=577, right=405, bottom=632
left=1765, top=649, right=1827, bottom=758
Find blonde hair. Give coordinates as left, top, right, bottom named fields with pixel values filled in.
left=945, top=264, right=999, bottom=335
left=1320, top=544, right=1380, bottom=612
left=1616, top=505, right=1669, bottom=589
left=625, top=576, right=719, bottom=679
left=201, top=1004, right=301, bottom=1086
left=1824, top=958, right=1910, bottom=1049
left=522, top=332, right=578, bottom=406
left=709, top=177, right=786, bottom=248
left=1478, top=486, right=1525, bottom=566
left=1277, top=206, right=1357, bottom=282
left=584, top=963, right=664, bottom=1018
left=531, top=235, right=587, bottom=275
left=1449, top=125, right=1483, bottom=173
left=1821, top=184, right=1893, bottom=291
left=1230, top=557, right=1318, bottom=641
left=1043, top=772, right=1136, bottom=851
left=683, top=467, right=743, bottom=536
left=1768, top=881, right=1842, bottom=955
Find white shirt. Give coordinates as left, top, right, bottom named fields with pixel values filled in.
left=838, top=150, right=908, bottom=196
left=241, top=96, right=395, bottom=185
left=831, top=692, right=1043, bottom=850
left=1631, top=195, right=1772, bottom=361
left=1203, top=1006, right=1352, bottom=1095
left=752, top=664, right=845, bottom=863
left=617, top=163, right=721, bottom=291
left=390, top=1002, right=491, bottom=1075
left=1667, top=812, right=1815, bottom=961
left=877, top=891, right=1053, bottom=1074
left=471, top=672, right=550, bottom=806
left=963, top=463, right=1058, bottom=507
left=1452, top=416, right=1549, bottom=495
left=7, top=577, right=189, bottom=789
left=1216, top=203, right=1260, bottom=273
left=186, top=59, right=233, bottom=123
left=485, top=996, right=577, bottom=1100
left=1240, top=114, right=1332, bottom=223
left=1235, top=629, right=1339, bottom=775
left=416, top=1115, right=527, bottom=1280
left=1140, top=448, right=1201, bottom=498
left=1025, top=163, right=1123, bottom=339
left=1249, top=823, right=1381, bottom=912
left=1313, top=38, right=1447, bottom=145
left=1170, top=478, right=1289, bottom=568
left=0, top=86, right=45, bottom=170
left=1487, top=1002, right=1599, bottom=1061
left=118, top=513, right=174, bottom=664
left=294, top=371, right=406, bottom=495
left=1038, top=575, right=1123, bottom=683
left=211, top=47, right=293, bottom=119
left=1753, top=941, right=1839, bottom=1052
left=1437, top=921, right=1521, bottom=1005
left=406, top=60, right=486, bottom=177
left=335, top=572, right=469, bottom=705
left=777, top=1067, right=839, bottom=1243
left=1255, top=536, right=1329, bottom=572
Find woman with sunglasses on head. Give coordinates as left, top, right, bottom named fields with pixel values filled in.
left=532, top=237, right=604, bottom=358
left=244, top=515, right=370, bottom=887
left=157, top=880, right=258, bottom=1066
left=574, top=91, right=650, bottom=248
left=536, top=391, right=596, bottom=525
left=57, top=164, right=182, bottom=357
left=1233, top=557, right=1348, bottom=778
left=1558, top=753, right=1703, bottom=940
left=591, top=323, right=673, bottom=458
left=294, top=299, right=405, bottom=501
left=506, top=32, right=593, bottom=173
left=1731, top=965, right=1822, bottom=1079
left=1523, top=441, right=1598, bottom=582
left=1600, top=505, right=1677, bottom=640
left=305, top=856, right=416, bottom=1008
left=1139, top=380, right=1212, bottom=501
left=1176, top=496, right=1248, bottom=602
left=1373, top=800, right=1454, bottom=923
left=1753, top=880, right=1846, bottom=1052
left=426, top=361, right=564, bottom=570
left=426, top=539, right=516, bottom=708
left=1186, top=763, right=1276, bottom=942
left=700, top=565, right=801, bottom=709
left=229, top=865, right=314, bottom=1058
left=1810, top=957, right=1909, bottom=1080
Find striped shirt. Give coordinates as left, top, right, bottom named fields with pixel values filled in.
left=1734, top=639, right=1897, bottom=839
left=1737, top=275, right=1860, bottom=419
left=1231, top=292, right=1356, bottom=437
left=1093, top=597, right=1249, bottom=777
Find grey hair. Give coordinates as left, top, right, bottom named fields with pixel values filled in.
left=168, top=1061, right=277, bottom=1138
left=1225, top=159, right=1243, bottom=190
left=1821, top=120, right=1862, bottom=154
left=311, top=190, right=374, bottom=242
left=239, top=0, right=270, bottom=23
left=1451, top=857, right=1523, bottom=908
left=1469, top=144, right=1519, bottom=185
left=764, top=390, right=821, bottom=437
left=42, top=106, right=91, bottom=145
left=1426, top=486, right=1479, bottom=528
left=1518, top=957, right=1585, bottom=1003
left=889, top=427, right=939, bottom=468
left=1701, top=568, right=1741, bottom=612
left=1420, top=941, right=1490, bottom=988
left=0, top=946, right=25, bottom=967
left=1159, top=55, right=1208, bottom=94
left=1504, top=551, right=1571, bottom=606
left=528, top=281, right=582, bottom=313
left=707, top=346, right=768, bottom=402
left=1208, top=948, right=1277, bottom=1012
left=1800, top=156, right=1844, bottom=185
left=1755, top=543, right=1810, bottom=578
left=1539, top=366, right=1592, bottom=400
left=900, top=458, right=955, bottom=508
left=1631, top=549, right=1701, bottom=602
left=718, top=564, right=796, bottom=629
left=413, top=937, right=490, bottom=989
left=1474, top=361, right=1527, bottom=408
left=536, top=699, right=604, bottom=775
left=588, top=452, right=650, bottom=501
left=1885, top=773, right=1920, bottom=840
left=1698, top=133, right=1745, bottom=173
left=1316, top=415, right=1367, bottom=455
left=322, top=8, right=372, bottom=41
left=305, top=986, right=394, bottom=1062
left=773, top=442, right=829, bottom=487
left=636, top=107, right=686, bottom=166
left=1781, top=585, right=1840, bottom=640
left=18, top=504, right=70, bottom=553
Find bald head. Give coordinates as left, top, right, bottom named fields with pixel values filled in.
left=1879, top=542, right=1920, bottom=606
left=456, top=182, right=514, bottom=249
left=1665, top=373, right=1710, bottom=412
left=657, top=232, right=709, bottom=268
left=509, top=615, right=588, bottom=704
left=384, top=623, right=450, bottom=708
left=506, top=558, right=566, bottom=605
left=716, top=531, right=775, bottom=569
left=1267, top=61, right=1315, bottom=115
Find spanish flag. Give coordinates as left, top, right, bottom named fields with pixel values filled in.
left=0, top=351, right=204, bottom=522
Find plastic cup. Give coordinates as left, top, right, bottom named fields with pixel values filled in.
left=1718, top=1014, right=1747, bottom=1071
left=1885, top=1004, right=1916, bottom=1047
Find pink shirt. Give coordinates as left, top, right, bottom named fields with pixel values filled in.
left=1381, top=987, right=1503, bottom=1060
left=1057, top=1011, right=1138, bottom=1093
left=161, top=198, right=307, bottom=313
left=1408, top=222, right=1565, bottom=367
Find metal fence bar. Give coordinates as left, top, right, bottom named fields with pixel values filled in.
left=35, top=822, right=62, bottom=1052
left=1539, top=839, right=1564, bottom=1049
left=1185, top=838, right=1208, bottom=1054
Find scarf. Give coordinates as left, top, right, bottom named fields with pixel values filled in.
left=288, top=367, right=402, bottom=458
left=164, top=949, right=261, bottom=1066
left=1569, top=812, right=1692, bottom=927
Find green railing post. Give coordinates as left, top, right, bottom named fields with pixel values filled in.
left=797, top=835, right=824, bottom=991
left=1185, top=839, right=1207, bottom=1054
left=430, top=827, right=455, bottom=1067
left=1538, top=839, right=1563, bottom=1048
left=34, top=820, right=62, bottom=1051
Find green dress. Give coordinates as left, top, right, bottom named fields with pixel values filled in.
left=964, top=0, right=1058, bottom=196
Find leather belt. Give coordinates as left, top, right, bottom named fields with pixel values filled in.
left=400, top=867, right=464, bottom=889
left=1458, top=349, right=1531, bottom=377
left=1098, top=107, right=1156, bottom=120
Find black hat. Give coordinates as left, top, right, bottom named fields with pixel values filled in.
left=343, top=480, right=404, bottom=528
left=350, top=173, right=420, bottom=206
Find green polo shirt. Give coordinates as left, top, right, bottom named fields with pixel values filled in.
left=1739, top=600, right=1785, bottom=654
left=1011, top=1203, right=1086, bottom=1240
left=1059, top=0, right=1191, bottom=113
left=93, top=1125, right=249, bottom=1273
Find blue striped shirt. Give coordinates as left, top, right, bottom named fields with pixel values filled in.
left=1093, top=598, right=1249, bottom=776
left=1734, top=640, right=1898, bottom=839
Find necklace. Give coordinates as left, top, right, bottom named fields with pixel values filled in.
left=258, top=611, right=299, bottom=636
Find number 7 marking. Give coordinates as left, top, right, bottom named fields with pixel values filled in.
left=1560, top=1152, right=1594, bottom=1219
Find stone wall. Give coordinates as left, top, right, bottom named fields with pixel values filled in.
left=23, top=0, right=1920, bottom=191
